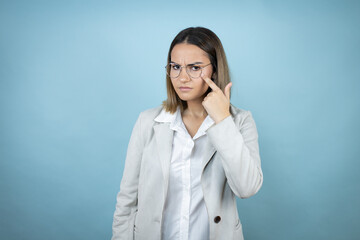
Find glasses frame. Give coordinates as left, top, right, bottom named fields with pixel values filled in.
left=165, top=62, right=212, bottom=79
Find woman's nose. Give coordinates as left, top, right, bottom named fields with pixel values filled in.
left=178, top=67, right=190, bottom=82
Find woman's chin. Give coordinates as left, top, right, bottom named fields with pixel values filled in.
left=177, top=92, right=196, bottom=101
left=178, top=95, right=204, bottom=103
left=178, top=96, right=190, bottom=101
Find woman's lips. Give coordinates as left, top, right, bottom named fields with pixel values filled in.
left=179, top=87, right=192, bottom=92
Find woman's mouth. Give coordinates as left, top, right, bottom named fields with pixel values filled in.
left=179, top=87, right=192, bottom=92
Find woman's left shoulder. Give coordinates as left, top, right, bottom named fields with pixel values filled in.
left=229, top=103, right=259, bottom=131
left=229, top=103, right=254, bottom=120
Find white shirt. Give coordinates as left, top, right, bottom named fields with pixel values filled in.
left=154, top=106, right=215, bottom=240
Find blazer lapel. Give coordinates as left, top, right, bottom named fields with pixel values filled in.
left=201, top=143, right=217, bottom=172
left=154, top=123, right=174, bottom=199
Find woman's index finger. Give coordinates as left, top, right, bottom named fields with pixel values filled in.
left=201, top=74, right=220, bottom=92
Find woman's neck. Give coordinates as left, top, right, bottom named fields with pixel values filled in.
left=183, top=99, right=207, bottom=118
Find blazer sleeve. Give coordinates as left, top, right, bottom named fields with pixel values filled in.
left=206, top=110, right=263, bottom=199
left=112, top=112, right=144, bottom=240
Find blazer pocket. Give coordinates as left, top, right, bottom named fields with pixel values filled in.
left=233, top=218, right=244, bottom=240
left=235, top=218, right=242, bottom=230
left=132, top=210, right=138, bottom=234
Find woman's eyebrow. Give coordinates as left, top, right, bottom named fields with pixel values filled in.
left=170, top=61, right=204, bottom=65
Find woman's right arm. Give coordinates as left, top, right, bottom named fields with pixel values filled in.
left=112, top=112, right=144, bottom=240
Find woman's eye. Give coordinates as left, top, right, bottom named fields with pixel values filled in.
left=191, top=66, right=201, bottom=71
left=172, top=65, right=180, bottom=70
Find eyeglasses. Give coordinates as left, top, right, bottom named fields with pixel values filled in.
left=165, top=62, right=212, bottom=79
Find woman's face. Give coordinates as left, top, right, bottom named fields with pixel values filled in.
left=170, top=43, right=213, bottom=102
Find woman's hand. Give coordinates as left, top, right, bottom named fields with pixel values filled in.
left=201, top=73, right=232, bottom=124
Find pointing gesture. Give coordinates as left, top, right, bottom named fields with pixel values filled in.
left=201, top=73, right=232, bottom=124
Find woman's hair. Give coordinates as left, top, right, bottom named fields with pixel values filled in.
left=162, top=26, right=231, bottom=114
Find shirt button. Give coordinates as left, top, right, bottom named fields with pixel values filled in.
left=214, top=216, right=221, bottom=223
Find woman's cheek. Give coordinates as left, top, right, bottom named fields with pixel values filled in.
left=200, top=81, right=209, bottom=93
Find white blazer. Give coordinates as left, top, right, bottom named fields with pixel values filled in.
left=112, top=104, right=263, bottom=240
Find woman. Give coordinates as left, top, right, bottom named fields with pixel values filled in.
left=112, top=27, right=263, bottom=240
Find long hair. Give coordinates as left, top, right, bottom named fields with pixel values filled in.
left=162, top=27, right=231, bottom=114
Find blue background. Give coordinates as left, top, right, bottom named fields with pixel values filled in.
left=1, top=0, right=359, bottom=239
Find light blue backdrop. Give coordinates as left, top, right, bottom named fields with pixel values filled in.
left=1, top=0, right=359, bottom=239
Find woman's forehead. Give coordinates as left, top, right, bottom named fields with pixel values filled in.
left=171, top=43, right=209, bottom=63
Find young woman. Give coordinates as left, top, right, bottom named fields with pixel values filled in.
left=112, top=27, right=263, bottom=240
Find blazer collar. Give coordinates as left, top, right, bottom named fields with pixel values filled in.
left=153, top=106, right=178, bottom=123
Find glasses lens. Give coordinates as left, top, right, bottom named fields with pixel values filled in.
left=167, top=63, right=180, bottom=78
left=187, top=65, right=202, bottom=78
left=166, top=64, right=205, bottom=78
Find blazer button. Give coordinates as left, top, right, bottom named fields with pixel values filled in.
left=214, top=216, right=221, bottom=223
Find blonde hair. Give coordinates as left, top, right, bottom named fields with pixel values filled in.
left=162, top=27, right=231, bottom=114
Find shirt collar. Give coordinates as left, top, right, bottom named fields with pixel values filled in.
left=154, top=106, right=179, bottom=124
left=154, top=106, right=215, bottom=139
